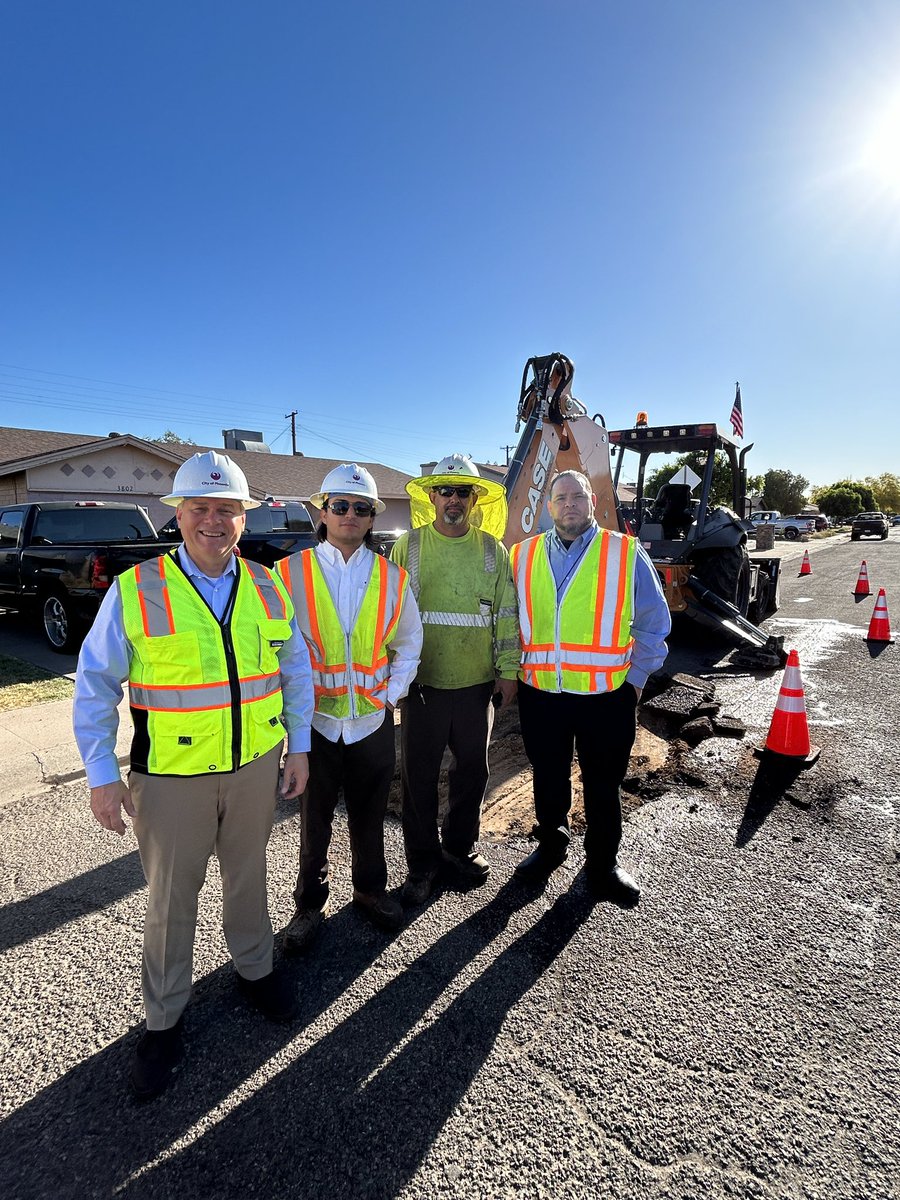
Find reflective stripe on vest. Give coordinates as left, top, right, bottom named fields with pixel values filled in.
left=511, top=530, right=636, bottom=693
left=276, top=549, right=408, bottom=719
left=119, top=553, right=292, bottom=774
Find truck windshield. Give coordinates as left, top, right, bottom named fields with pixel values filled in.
left=32, top=509, right=155, bottom=543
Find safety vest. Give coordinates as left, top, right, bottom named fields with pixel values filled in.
left=118, top=551, right=293, bottom=776
left=511, top=529, right=637, bottom=694
left=275, top=548, right=408, bottom=719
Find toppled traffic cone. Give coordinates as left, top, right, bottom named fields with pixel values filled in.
left=865, top=588, right=894, bottom=644
left=853, top=560, right=871, bottom=597
left=754, top=649, right=820, bottom=767
left=798, top=549, right=811, bottom=576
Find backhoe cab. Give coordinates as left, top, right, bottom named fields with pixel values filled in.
left=609, top=418, right=785, bottom=666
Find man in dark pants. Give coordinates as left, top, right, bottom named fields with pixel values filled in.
left=275, top=463, right=422, bottom=950
left=511, top=469, right=670, bottom=902
left=391, top=454, right=519, bottom=905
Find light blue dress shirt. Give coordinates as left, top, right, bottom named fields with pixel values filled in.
left=73, top=545, right=314, bottom=788
left=545, top=523, right=671, bottom=689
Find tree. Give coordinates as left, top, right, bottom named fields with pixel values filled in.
left=150, top=429, right=197, bottom=446
left=865, top=472, right=900, bottom=514
left=762, top=469, right=808, bottom=514
left=824, top=479, right=875, bottom=511
left=815, top=486, right=863, bottom=521
left=645, top=451, right=738, bottom=508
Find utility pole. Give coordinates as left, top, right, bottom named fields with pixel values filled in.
left=285, top=410, right=298, bottom=456
left=500, top=445, right=515, bottom=466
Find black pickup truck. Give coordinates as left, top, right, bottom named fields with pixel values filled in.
left=0, top=501, right=177, bottom=652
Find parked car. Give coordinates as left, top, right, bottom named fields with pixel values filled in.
left=891, top=515, right=900, bottom=526
left=748, top=511, right=815, bottom=541
left=812, top=514, right=830, bottom=531
left=850, top=512, right=889, bottom=541
left=0, top=501, right=177, bottom=651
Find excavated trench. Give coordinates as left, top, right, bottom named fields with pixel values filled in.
left=385, top=671, right=758, bottom=839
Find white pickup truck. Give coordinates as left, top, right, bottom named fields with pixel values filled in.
left=748, top=510, right=815, bottom=541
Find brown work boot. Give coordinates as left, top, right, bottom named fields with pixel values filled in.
left=400, top=871, right=438, bottom=908
left=282, top=907, right=325, bottom=955
left=352, top=889, right=404, bottom=931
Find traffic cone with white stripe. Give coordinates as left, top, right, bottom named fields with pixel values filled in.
left=865, top=588, right=894, bottom=644
left=798, top=549, right=811, bottom=576
left=853, top=560, right=871, bottom=597
left=754, top=649, right=820, bottom=767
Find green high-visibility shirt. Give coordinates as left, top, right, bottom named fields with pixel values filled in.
left=391, top=523, right=519, bottom=689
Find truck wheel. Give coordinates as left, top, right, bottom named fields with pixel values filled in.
left=692, top=545, right=752, bottom=618
left=850, top=533, right=860, bottom=541
left=42, top=593, right=82, bottom=654
left=783, top=527, right=799, bottom=541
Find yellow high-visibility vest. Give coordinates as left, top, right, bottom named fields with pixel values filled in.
left=118, top=551, right=293, bottom=775
left=276, top=549, right=408, bottom=718
left=511, top=529, right=637, bottom=693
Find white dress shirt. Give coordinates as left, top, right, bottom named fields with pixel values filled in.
left=310, top=539, right=423, bottom=745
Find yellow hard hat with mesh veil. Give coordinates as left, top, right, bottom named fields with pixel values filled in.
left=406, top=454, right=508, bottom=540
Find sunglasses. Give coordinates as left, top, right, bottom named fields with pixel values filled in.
left=325, top=500, right=375, bottom=517
left=434, top=486, right=474, bottom=499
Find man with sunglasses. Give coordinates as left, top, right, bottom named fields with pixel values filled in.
left=275, top=464, right=422, bottom=952
left=391, top=454, right=519, bottom=906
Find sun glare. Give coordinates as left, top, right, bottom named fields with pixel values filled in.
left=857, top=92, right=900, bottom=201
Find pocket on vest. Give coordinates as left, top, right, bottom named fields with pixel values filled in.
left=139, top=631, right=202, bottom=686
left=257, top=619, right=294, bottom=673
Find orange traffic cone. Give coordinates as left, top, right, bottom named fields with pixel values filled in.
left=798, top=549, right=811, bottom=576
left=853, top=560, right=871, bottom=597
left=865, top=588, right=894, bottom=644
left=754, top=649, right=820, bottom=767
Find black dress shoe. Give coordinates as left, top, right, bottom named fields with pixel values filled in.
left=514, top=842, right=568, bottom=884
left=130, top=1017, right=184, bottom=1101
left=588, top=863, right=641, bottom=906
left=237, top=970, right=298, bottom=1022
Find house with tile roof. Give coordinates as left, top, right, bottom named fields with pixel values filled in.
left=0, top=427, right=413, bottom=531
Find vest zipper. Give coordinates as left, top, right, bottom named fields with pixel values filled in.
left=221, top=622, right=242, bottom=771
left=346, top=627, right=356, bottom=719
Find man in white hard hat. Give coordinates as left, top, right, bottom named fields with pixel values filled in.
left=275, top=464, right=422, bottom=950
left=391, top=454, right=519, bottom=906
left=73, top=450, right=314, bottom=1100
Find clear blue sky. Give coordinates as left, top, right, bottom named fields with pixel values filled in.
left=3, top=1, right=899, bottom=490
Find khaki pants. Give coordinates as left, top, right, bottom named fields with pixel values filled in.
left=131, top=745, right=282, bottom=1030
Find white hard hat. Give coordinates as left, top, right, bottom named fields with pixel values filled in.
left=308, top=463, right=385, bottom=514
left=160, top=451, right=260, bottom=509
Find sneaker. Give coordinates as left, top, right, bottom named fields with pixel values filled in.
left=237, top=970, right=298, bottom=1022
left=352, top=889, right=404, bottom=932
left=130, top=1018, right=184, bottom=1101
left=283, top=907, right=325, bottom=955
left=400, top=871, right=438, bottom=908
left=441, top=847, right=490, bottom=882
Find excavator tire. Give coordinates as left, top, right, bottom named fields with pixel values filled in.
left=691, top=545, right=752, bottom=618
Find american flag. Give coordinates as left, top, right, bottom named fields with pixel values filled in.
left=730, top=382, right=744, bottom=438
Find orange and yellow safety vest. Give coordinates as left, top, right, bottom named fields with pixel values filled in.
left=275, top=549, right=408, bottom=719
left=510, top=529, right=637, bottom=693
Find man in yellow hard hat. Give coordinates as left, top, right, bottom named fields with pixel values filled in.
left=73, top=450, right=314, bottom=1101
left=274, top=464, right=422, bottom=952
left=391, top=454, right=518, bottom=906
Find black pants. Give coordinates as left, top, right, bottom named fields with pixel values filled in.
left=295, top=717, right=396, bottom=912
left=517, top=680, right=638, bottom=868
left=400, top=681, right=495, bottom=874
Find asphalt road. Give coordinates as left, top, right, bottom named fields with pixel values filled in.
left=1, top=530, right=898, bottom=1199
